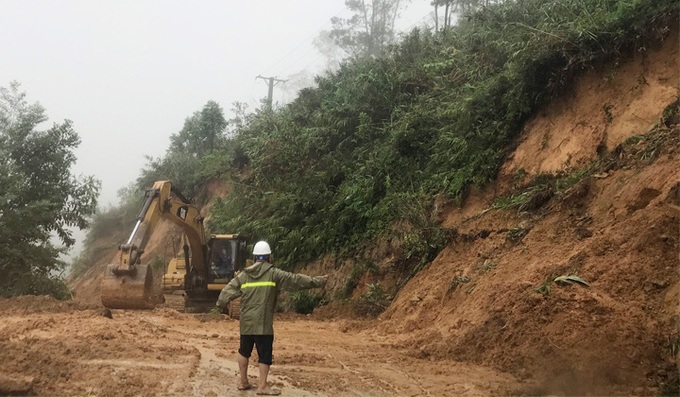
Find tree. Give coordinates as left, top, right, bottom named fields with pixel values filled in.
left=329, top=0, right=410, bottom=59
left=169, top=100, right=227, bottom=157
left=313, top=30, right=345, bottom=71
left=227, top=101, right=251, bottom=137
left=136, top=151, right=203, bottom=197
left=431, top=0, right=457, bottom=29
left=0, top=82, right=100, bottom=298
left=281, top=70, right=317, bottom=105
left=431, top=0, right=508, bottom=30
left=137, top=100, right=228, bottom=197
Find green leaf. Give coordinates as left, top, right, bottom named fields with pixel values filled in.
left=554, top=275, right=590, bottom=287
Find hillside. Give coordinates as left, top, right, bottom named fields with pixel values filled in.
left=50, top=23, right=680, bottom=396
left=382, top=26, right=679, bottom=391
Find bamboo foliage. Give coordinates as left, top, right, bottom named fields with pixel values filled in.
left=152, top=0, right=679, bottom=271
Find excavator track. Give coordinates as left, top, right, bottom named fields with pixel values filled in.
left=101, top=264, right=155, bottom=309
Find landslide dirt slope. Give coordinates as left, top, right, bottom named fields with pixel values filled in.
left=375, top=30, right=679, bottom=395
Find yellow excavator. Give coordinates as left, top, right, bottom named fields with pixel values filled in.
left=100, top=180, right=248, bottom=312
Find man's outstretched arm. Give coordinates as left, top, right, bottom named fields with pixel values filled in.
left=274, top=269, right=327, bottom=291
left=216, top=276, right=242, bottom=310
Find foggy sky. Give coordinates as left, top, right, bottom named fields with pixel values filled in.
left=0, top=0, right=433, bottom=208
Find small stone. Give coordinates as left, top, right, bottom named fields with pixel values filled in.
left=0, top=373, right=34, bottom=395
left=98, top=308, right=113, bottom=318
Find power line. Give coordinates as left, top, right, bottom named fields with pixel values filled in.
left=281, top=8, right=435, bottom=76
left=248, top=6, right=436, bottom=108
left=262, top=6, right=350, bottom=76
left=401, top=11, right=435, bottom=32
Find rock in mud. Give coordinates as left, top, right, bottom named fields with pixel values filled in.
left=0, top=373, right=34, bottom=395
left=96, top=307, right=113, bottom=318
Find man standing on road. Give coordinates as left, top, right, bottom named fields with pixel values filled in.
left=214, top=240, right=327, bottom=396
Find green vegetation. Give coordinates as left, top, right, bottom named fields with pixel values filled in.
left=328, top=0, right=406, bottom=59
left=492, top=97, right=679, bottom=217
left=337, top=261, right=378, bottom=299
left=478, top=260, right=496, bottom=273
left=137, top=100, right=232, bottom=199
left=208, top=0, right=677, bottom=271
left=289, top=290, right=326, bottom=314
left=0, top=82, right=100, bottom=299
left=493, top=167, right=592, bottom=213
left=535, top=273, right=591, bottom=297
left=73, top=0, right=678, bottom=295
left=534, top=280, right=552, bottom=297
left=506, top=225, right=530, bottom=243
left=623, top=98, right=679, bottom=163
left=353, top=283, right=392, bottom=317
left=448, top=275, right=471, bottom=292
left=149, top=255, right=167, bottom=272
left=553, top=274, right=590, bottom=286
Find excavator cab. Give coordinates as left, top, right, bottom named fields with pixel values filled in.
left=208, top=238, right=236, bottom=282
left=207, top=235, right=248, bottom=283
left=208, top=234, right=248, bottom=284
left=200, top=235, right=248, bottom=317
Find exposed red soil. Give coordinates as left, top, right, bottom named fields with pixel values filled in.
left=376, top=29, right=679, bottom=396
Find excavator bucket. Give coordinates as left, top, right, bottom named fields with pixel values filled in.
left=100, top=264, right=155, bottom=309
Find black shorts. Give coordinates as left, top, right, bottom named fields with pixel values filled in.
left=239, top=334, right=274, bottom=365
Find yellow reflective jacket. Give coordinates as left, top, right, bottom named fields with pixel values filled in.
left=216, top=261, right=324, bottom=335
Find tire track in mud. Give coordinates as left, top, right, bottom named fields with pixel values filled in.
left=170, top=316, right=318, bottom=397
left=187, top=345, right=323, bottom=396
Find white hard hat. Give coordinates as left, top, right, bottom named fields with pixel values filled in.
left=253, top=241, right=271, bottom=256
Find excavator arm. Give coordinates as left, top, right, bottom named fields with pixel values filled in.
left=101, top=180, right=207, bottom=309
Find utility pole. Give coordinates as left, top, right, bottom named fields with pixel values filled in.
left=256, top=75, right=287, bottom=109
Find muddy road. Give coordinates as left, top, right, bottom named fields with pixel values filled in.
left=0, top=296, right=530, bottom=397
